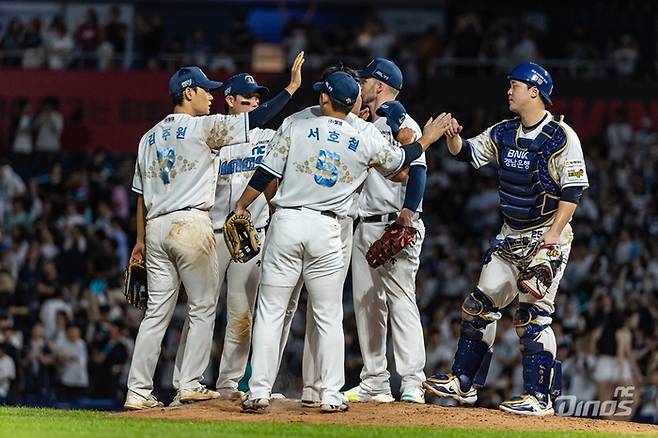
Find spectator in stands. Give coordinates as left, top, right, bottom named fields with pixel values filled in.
left=33, top=98, right=64, bottom=159
left=135, top=14, right=163, bottom=70
left=45, top=18, right=74, bottom=70
left=0, top=343, right=16, bottom=403
left=74, top=9, right=101, bottom=69
left=10, top=99, right=34, bottom=162
left=611, top=34, right=639, bottom=77
left=39, top=288, right=71, bottom=342
left=0, top=158, right=27, bottom=229
left=21, top=18, right=45, bottom=69
left=90, top=320, right=127, bottom=401
left=184, top=29, right=209, bottom=68
left=20, top=322, right=55, bottom=401
left=104, top=7, right=127, bottom=68
left=53, top=324, right=88, bottom=401
left=0, top=17, right=23, bottom=67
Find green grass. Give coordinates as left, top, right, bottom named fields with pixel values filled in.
left=0, top=407, right=633, bottom=437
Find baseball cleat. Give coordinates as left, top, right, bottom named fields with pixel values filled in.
left=343, top=385, right=395, bottom=403
left=241, top=397, right=270, bottom=413
left=320, top=401, right=349, bottom=413
left=124, top=391, right=165, bottom=410
left=499, top=394, right=554, bottom=416
left=179, top=385, right=221, bottom=403
left=217, top=387, right=245, bottom=400
left=423, top=373, right=477, bottom=405
left=169, top=391, right=183, bottom=407
left=270, top=392, right=286, bottom=400
left=301, top=399, right=321, bottom=408
left=400, top=388, right=426, bottom=404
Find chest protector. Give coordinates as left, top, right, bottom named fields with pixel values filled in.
left=490, top=115, right=567, bottom=231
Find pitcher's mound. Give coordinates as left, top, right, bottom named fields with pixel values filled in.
left=120, top=398, right=658, bottom=434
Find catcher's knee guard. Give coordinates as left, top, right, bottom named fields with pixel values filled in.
left=452, top=289, right=496, bottom=388
left=514, top=303, right=562, bottom=402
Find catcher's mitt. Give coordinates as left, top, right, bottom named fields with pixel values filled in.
left=517, top=243, right=563, bottom=299
left=366, top=223, right=418, bottom=268
left=124, top=259, right=148, bottom=310
left=223, top=212, right=260, bottom=263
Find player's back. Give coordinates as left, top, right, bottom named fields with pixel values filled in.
left=135, top=112, right=249, bottom=220
left=358, top=115, right=425, bottom=217
left=212, top=127, right=273, bottom=229
left=269, top=115, right=391, bottom=217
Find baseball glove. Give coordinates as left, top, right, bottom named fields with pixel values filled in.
left=223, top=212, right=260, bottom=263
left=366, top=223, right=418, bottom=269
left=124, top=259, right=148, bottom=310
left=517, top=243, right=563, bottom=299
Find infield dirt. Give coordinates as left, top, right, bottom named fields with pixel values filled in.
left=120, top=398, right=658, bottom=435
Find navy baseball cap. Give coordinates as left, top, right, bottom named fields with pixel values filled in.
left=313, top=71, right=360, bottom=106
left=223, top=73, right=269, bottom=97
left=357, top=58, right=403, bottom=91
left=168, top=66, right=222, bottom=95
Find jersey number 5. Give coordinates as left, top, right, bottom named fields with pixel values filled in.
left=314, top=149, right=341, bottom=187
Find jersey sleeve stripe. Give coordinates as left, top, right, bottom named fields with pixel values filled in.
left=256, top=163, right=283, bottom=178
left=561, top=182, right=589, bottom=189
left=131, top=186, right=143, bottom=194
left=464, top=140, right=483, bottom=168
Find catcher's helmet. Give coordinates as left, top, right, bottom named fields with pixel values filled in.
left=507, top=62, right=553, bottom=105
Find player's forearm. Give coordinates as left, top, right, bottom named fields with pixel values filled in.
left=548, top=201, right=577, bottom=236
left=241, top=167, right=277, bottom=209
left=447, top=135, right=463, bottom=155
left=236, top=186, right=262, bottom=211
left=401, top=165, right=426, bottom=211
left=135, top=195, right=146, bottom=244
left=248, top=90, right=292, bottom=129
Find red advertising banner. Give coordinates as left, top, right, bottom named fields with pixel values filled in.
left=3, top=70, right=658, bottom=153
left=2, top=69, right=173, bottom=153
left=1, top=69, right=280, bottom=153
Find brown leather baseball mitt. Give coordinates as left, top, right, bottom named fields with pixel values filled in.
left=223, top=212, right=260, bottom=263
left=366, top=223, right=418, bottom=268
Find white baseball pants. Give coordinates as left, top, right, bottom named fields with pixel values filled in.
left=127, top=209, right=218, bottom=398
left=351, top=217, right=426, bottom=395
left=248, top=208, right=345, bottom=405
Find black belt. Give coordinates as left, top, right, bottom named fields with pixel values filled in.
left=283, top=206, right=337, bottom=219
left=152, top=207, right=208, bottom=220
left=361, top=212, right=398, bottom=223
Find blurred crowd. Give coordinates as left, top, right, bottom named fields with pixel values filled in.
left=0, top=95, right=656, bottom=422
left=0, top=2, right=654, bottom=78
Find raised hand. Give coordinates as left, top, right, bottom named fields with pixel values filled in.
left=420, top=112, right=452, bottom=146
left=285, top=51, right=305, bottom=95
left=446, top=117, right=463, bottom=138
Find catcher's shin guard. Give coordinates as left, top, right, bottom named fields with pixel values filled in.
left=514, top=303, right=557, bottom=405
left=550, top=360, right=562, bottom=399
left=452, top=289, right=497, bottom=389
left=473, top=348, right=493, bottom=389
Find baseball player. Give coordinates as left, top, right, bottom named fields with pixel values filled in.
left=345, top=58, right=428, bottom=404
left=169, top=53, right=305, bottom=406
left=273, top=66, right=416, bottom=408
left=124, top=66, right=252, bottom=410
left=423, top=63, right=589, bottom=416
left=236, top=71, right=451, bottom=413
